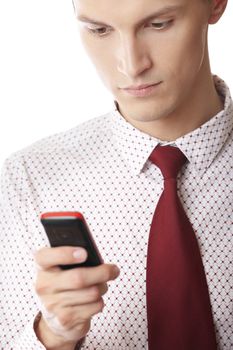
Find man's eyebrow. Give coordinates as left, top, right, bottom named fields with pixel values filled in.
left=77, top=5, right=183, bottom=26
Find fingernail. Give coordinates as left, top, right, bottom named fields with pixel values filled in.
left=73, top=248, right=87, bottom=261
left=113, top=265, right=120, bottom=277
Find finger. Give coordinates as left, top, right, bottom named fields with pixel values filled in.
left=62, top=283, right=108, bottom=306
left=35, top=264, right=119, bottom=295
left=43, top=284, right=108, bottom=312
left=34, top=246, right=88, bottom=269
left=52, top=264, right=120, bottom=292
left=55, top=299, right=105, bottom=329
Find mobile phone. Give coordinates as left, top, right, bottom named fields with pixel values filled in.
left=40, top=212, right=103, bottom=269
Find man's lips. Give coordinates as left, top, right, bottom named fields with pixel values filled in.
left=122, top=83, right=160, bottom=91
left=120, top=82, right=162, bottom=97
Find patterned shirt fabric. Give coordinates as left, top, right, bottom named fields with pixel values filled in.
left=0, top=75, right=232, bottom=350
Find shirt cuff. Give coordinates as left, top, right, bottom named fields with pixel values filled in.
left=75, top=337, right=86, bottom=349
left=33, top=311, right=86, bottom=350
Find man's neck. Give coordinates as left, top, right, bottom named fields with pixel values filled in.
left=120, top=73, right=224, bottom=142
left=153, top=77, right=223, bottom=141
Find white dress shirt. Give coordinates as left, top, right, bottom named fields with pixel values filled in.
left=0, top=75, right=232, bottom=349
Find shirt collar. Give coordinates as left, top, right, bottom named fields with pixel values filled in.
left=111, top=75, right=233, bottom=176
left=111, top=104, right=161, bottom=175
left=176, top=76, right=233, bottom=176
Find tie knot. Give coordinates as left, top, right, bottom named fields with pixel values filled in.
left=149, top=146, right=187, bottom=180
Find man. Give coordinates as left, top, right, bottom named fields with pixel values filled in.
left=0, top=0, right=232, bottom=349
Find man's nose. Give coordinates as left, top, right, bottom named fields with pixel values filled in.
left=116, top=35, right=153, bottom=79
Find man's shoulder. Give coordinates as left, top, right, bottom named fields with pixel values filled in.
left=5, top=112, right=113, bottom=167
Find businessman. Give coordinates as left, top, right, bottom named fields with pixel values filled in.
left=0, top=0, right=232, bottom=349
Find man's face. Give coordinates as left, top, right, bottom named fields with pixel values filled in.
left=74, top=0, right=213, bottom=124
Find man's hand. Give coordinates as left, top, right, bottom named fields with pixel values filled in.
left=34, top=246, right=120, bottom=349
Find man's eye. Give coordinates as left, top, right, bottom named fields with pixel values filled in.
left=87, top=26, right=111, bottom=36
left=149, top=20, right=173, bottom=30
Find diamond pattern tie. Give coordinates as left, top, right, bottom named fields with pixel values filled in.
left=146, top=145, right=217, bottom=350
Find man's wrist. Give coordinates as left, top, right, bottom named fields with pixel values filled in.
left=74, top=337, right=85, bottom=349
left=34, top=312, right=80, bottom=350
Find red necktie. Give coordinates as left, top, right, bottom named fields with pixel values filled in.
left=146, top=145, right=217, bottom=350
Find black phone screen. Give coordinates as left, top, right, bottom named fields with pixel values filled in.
left=41, top=215, right=102, bottom=269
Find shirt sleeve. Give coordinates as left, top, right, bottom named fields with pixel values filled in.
left=0, top=155, right=87, bottom=350
left=0, top=155, right=47, bottom=349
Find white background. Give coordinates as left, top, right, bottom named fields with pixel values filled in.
left=0, top=0, right=232, bottom=168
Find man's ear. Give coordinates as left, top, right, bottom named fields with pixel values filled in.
left=208, top=0, right=228, bottom=24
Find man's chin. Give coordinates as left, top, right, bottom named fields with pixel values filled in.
left=116, top=99, right=166, bottom=123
